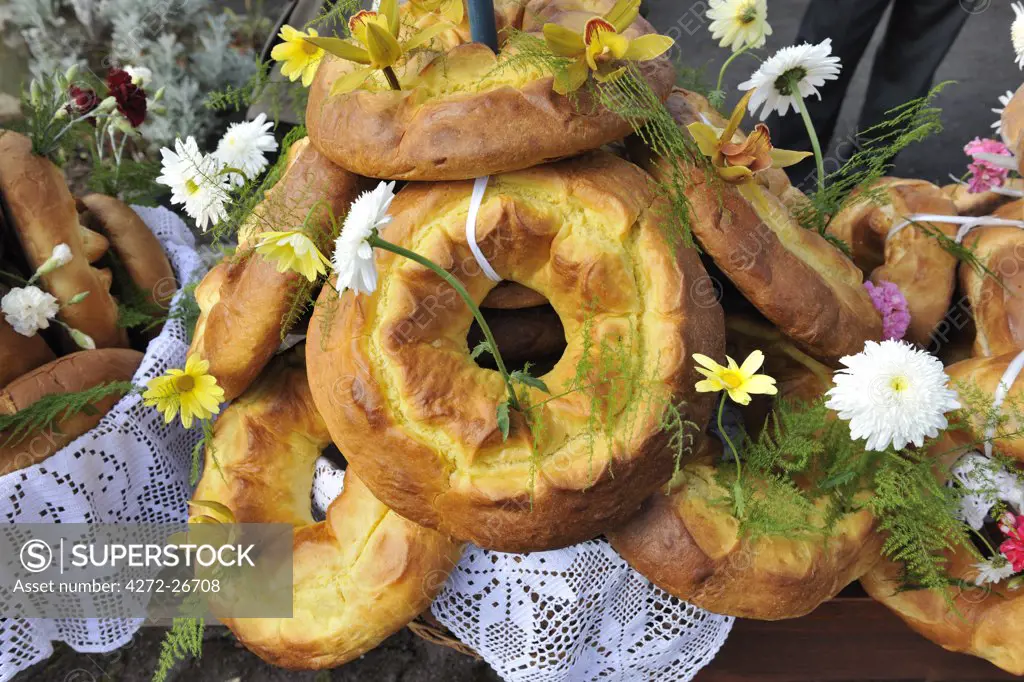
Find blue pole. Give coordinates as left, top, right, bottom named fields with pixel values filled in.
left=467, top=0, right=499, bottom=51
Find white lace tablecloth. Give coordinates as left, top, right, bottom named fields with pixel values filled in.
left=313, top=460, right=734, bottom=682
left=0, top=207, right=207, bottom=681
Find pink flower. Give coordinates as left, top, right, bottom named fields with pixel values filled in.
left=1000, top=514, right=1024, bottom=573
left=964, top=137, right=1012, bottom=194
left=864, top=280, right=911, bottom=341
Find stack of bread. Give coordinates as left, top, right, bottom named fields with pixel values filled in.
left=155, top=0, right=1024, bottom=675
left=0, top=129, right=176, bottom=476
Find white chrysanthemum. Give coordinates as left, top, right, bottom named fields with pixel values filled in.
left=707, top=0, right=772, bottom=52
left=214, top=113, right=278, bottom=185
left=156, top=136, right=232, bottom=232
left=738, top=39, right=842, bottom=120
left=332, top=181, right=397, bottom=296
left=952, top=452, right=1024, bottom=530
left=825, top=340, right=960, bottom=452
left=974, top=557, right=1017, bottom=587
left=1013, top=3, right=1024, bottom=69
left=992, top=90, right=1015, bottom=135
left=125, top=65, right=152, bottom=86
left=1, top=286, right=59, bottom=337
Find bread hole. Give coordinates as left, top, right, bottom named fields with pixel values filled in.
left=311, top=443, right=347, bottom=522
left=467, top=289, right=566, bottom=375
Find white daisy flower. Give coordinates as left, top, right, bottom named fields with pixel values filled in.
left=156, top=137, right=232, bottom=232
left=707, top=0, right=772, bottom=53
left=1013, top=3, right=1024, bottom=69
left=34, top=243, right=73, bottom=278
left=952, top=452, right=1024, bottom=530
left=1, top=285, right=59, bottom=337
left=992, top=90, right=1015, bottom=135
left=214, top=113, right=278, bottom=185
left=124, top=65, right=152, bottom=86
left=333, top=181, right=397, bottom=296
left=973, top=556, right=1017, bottom=587
left=825, top=340, right=960, bottom=452
left=738, top=39, right=842, bottom=121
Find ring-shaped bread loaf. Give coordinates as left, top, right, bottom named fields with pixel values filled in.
left=188, top=137, right=364, bottom=401
left=191, top=347, right=463, bottom=669
left=305, top=0, right=674, bottom=180
left=0, top=131, right=126, bottom=348
left=862, top=353, right=1024, bottom=674
left=307, top=151, right=724, bottom=551
left=608, top=348, right=879, bottom=620
left=826, top=178, right=959, bottom=346
left=631, top=89, right=882, bottom=363
left=960, top=200, right=1024, bottom=357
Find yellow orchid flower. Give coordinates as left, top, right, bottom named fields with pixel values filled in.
left=270, top=25, right=325, bottom=87
left=409, top=0, right=464, bottom=25
left=686, top=90, right=810, bottom=184
left=693, top=350, right=777, bottom=406
left=143, top=355, right=225, bottom=429
left=541, top=0, right=674, bottom=95
left=255, top=230, right=331, bottom=282
left=304, top=0, right=454, bottom=94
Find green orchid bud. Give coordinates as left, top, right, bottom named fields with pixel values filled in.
left=66, top=290, right=90, bottom=306
left=97, top=96, right=117, bottom=113
left=29, top=80, right=42, bottom=106
left=153, top=87, right=165, bottom=102
left=64, top=64, right=79, bottom=82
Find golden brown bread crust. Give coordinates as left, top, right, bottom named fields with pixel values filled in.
left=192, top=348, right=463, bottom=669
left=307, top=151, right=725, bottom=551
left=0, top=131, right=126, bottom=349
left=608, top=458, right=882, bottom=620
left=862, top=424, right=1024, bottom=675
left=188, top=138, right=364, bottom=401
left=78, top=193, right=176, bottom=313
left=943, top=179, right=1024, bottom=217
left=1001, top=83, right=1024, bottom=176
left=0, top=348, right=142, bottom=475
left=862, top=547, right=1024, bottom=676
left=944, top=352, right=1024, bottom=463
left=632, top=90, right=881, bottom=363
left=827, top=178, right=958, bottom=346
left=959, top=202, right=1024, bottom=356
left=306, top=0, right=674, bottom=181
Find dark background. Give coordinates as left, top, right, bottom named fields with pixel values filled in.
left=9, top=0, right=1024, bottom=680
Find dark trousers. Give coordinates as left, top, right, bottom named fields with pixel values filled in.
left=775, top=0, right=969, bottom=165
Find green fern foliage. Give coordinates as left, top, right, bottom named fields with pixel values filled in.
left=152, top=616, right=204, bottom=682
left=0, top=382, right=137, bottom=446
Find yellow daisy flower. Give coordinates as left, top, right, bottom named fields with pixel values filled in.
left=254, top=230, right=331, bottom=282
left=271, top=25, right=325, bottom=87
left=143, top=355, right=225, bottom=429
left=693, top=350, right=777, bottom=406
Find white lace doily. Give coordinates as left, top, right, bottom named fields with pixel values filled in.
left=312, top=459, right=734, bottom=682
left=0, top=207, right=208, bottom=682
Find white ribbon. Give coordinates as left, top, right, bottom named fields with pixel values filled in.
left=886, top=212, right=1024, bottom=244
left=466, top=176, right=501, bottom=282
left=983, top=349, right=1024, bottom=458
left=974, top=151, right=1019, bottom=172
